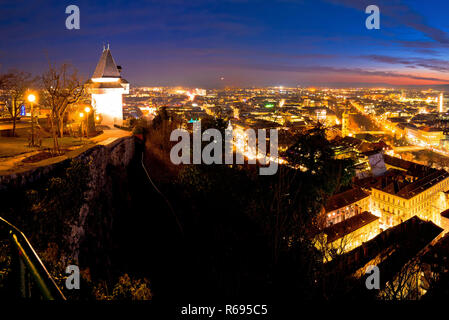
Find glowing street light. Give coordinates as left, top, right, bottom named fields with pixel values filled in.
left=79, top=112, right=85, bottom=141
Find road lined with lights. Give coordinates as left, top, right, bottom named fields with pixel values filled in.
left=350, top=100, right=449, bottom=159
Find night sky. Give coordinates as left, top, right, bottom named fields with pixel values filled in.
left=2, top=0, right=449, bottom=88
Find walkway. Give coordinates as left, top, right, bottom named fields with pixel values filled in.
left=0, top=128, right=132, bottom=175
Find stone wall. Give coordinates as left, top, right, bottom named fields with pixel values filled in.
left=66, top=136, right=136, bottom=264
left=0, top=135, right=137, bottom=266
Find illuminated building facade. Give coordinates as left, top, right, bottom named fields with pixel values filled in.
left=369, top=156, right=449, bottom=229
left=341, top=104, right=350, bottom=137
left=316, top=109, right=327, bottom=123
left=86, top=45, right=129, bottom=126
left=325, top=188, right=371, bottom=226
left=404, top=124, right=444, bottom=147
left=318, top=211, right=380, bottom=258
left=319, top=155, right=449, bottom=259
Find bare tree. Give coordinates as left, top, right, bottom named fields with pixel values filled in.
left=41, top=64, right=85, bottom=153
left=314, top=223, right=355, bottom=264
left=0, top=70, right=35, bottom=137
left=380, top=257, right=424, bottom=300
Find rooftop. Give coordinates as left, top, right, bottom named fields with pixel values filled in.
left=324, top=211, right=378, bottom=243
left=371, top=166, right=449, bottom=199
left=92, top=47, right=121, bottom=79
left=383, top=154, right=430, bottom=177
left=325, top=188, right=370, bottom=212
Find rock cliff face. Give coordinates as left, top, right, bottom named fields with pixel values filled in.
left=66, top=136, right=136, bottom=265
left=0, top=136, right=137, bottom=270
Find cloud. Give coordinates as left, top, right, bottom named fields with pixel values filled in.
left=233, top=62, right=449, bottom=83
left=362, top=54, right=449, bottom=73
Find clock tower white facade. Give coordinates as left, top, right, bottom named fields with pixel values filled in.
left=87, top=45, right=129, bottom=126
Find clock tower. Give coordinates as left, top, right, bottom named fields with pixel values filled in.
left=87, top=45, right=129, bottom=127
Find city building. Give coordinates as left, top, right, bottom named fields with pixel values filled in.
left=319, top=211, right=380, bottom=258
left=324, top=188, right=371, bottom=226
left=369, top=155, right=449, bottom=229
left=341, top=104, right=350, bottom=137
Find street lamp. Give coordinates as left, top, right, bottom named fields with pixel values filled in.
left=83, top=107, right=91, bottom=137
left=79, top=112, right=84, bottom=141
left=27, top=94, right=36, bottom=147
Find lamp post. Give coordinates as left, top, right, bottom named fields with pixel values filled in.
left=27, top=94, right=36, bottom=147
left=79, top=112, right=84, bottom=142
left=84, top=106, right=91, bottom=138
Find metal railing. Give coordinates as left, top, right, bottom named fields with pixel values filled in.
left=0, top=217, right=66, bottom=300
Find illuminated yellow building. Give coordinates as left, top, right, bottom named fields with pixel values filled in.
left=369, top=156, right=449, bottom=229
left=317, top=211, right=380, bottom=260
left=325, top=188, right=371, bottom=226
left=404, top=124, right=444, bottom=147
left=341, top=104, right=350, bottom=137
left=419, top=127, right=444, bottom=146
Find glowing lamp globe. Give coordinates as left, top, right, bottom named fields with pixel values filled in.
left=27, top=94, right=36, bottom=103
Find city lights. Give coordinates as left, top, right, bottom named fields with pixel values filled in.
left=4, top=0, right=449, bottom=304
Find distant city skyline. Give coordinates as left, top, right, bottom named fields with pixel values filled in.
left=3, top=0, right=449, bottom=87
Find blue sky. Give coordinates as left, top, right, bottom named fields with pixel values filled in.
left=2, top=0, right=449, bottom=87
